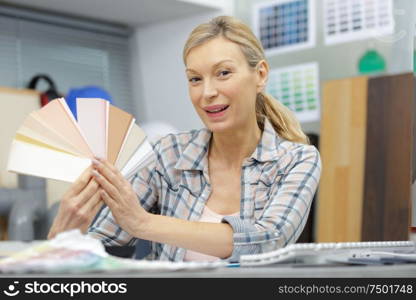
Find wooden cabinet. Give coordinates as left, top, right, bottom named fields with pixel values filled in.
left=317, top=73, right=414, bottom=242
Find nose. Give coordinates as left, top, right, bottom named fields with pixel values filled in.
left=203, top=79, right=218, bottom=100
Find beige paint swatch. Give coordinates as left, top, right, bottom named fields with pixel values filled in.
left=18, top=116, right=83, bottom=156
left=8, top=139, right=91, bottom=182
left=115, top=123, right=146, bottom=170
left=15, top=133, right=73, bottom=155
left=34, top=99, right=93, bottom=158
left=107, top=105, right=134, bottom=164
left=121, top=139, right=153, bottom=179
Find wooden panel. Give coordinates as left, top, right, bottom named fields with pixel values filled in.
left=0, top=87, right=71, bottom=208
left=317, top=76, right=368, bottom=242
left=413, top=75, right=416, bottom=183
left=0, top=87, right=40, bottom=188
left=362, top=73, right=413, bottom=241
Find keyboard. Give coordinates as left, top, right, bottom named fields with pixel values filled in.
left=239, top=241, right=416, bottom=266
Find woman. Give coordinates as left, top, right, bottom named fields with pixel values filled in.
left=48, top=16, right=321, bottom=262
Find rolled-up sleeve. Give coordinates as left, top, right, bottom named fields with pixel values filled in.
left=221, top=145, right=321, bottom=261
left=87, top=148, right=159, bottom=246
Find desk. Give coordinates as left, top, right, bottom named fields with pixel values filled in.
left=0, top=265, right=414, bottom=278
left=0, top=241, right=415, bottom=278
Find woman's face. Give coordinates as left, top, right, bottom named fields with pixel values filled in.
left=185, top=37, right=266, bottom=133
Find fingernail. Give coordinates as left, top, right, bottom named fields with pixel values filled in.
left=92, top=159, right=100, bottom=166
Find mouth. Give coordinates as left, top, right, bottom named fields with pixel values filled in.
left=204, top=105, right=229, bottom=114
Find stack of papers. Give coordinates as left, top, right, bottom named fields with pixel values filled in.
left=0, top=230, right=226, bottom=274
left=7, top=98, right=153, bottom=182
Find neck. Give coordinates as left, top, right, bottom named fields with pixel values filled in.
left=209, top=120, right=261, bottom=169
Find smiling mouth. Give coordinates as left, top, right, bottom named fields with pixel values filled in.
left=205, top=105, right=229, bottom=113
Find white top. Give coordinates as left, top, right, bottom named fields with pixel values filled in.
left=183, top=205, right=239, bottom=262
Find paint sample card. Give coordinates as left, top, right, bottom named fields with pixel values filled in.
left=324, top=0, right=394, bottom=45
left=121, top=139, right=154, bottom=180
left=266, top=62, right=320, bottom=123
left=77, top=98, right=109, bottom=159
left=8, top=139, right=91, bottom=183
left=18, top=116, right=84, bottom=156
left=34, top=99, right=93, bottom=157
left=253, top=0, right=315, bottom=55
left=7, top=98, right=152, bottom=182
left=107, top=105, right=134, bottom=164
left=115, top=123, right=146, bottom=170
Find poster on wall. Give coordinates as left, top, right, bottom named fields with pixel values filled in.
left=324, top=0, right=394, bottom=45
left=253, top=0, right=316, bottom=56
left=266, top=62, right=320, bottom=123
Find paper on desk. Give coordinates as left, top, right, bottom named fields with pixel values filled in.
left=0, top=230, right=226, bottom=274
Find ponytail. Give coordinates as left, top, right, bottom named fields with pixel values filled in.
left=256, top=92, right=309, bottom=144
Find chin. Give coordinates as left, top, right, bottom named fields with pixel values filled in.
left=204, top=120, right=234, bottom=133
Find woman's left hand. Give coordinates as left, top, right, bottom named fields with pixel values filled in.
left=91, top=157, right=150, bottom=237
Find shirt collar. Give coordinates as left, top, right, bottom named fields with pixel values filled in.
left=174, top=118, right=282, bottom=171
left=250, top=118, right=283, bottom=163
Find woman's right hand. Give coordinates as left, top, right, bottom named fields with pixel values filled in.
left=47, top=166, right=103, bottom=239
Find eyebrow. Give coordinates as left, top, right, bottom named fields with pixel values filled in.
left=186, top=59, right=235, bottom=73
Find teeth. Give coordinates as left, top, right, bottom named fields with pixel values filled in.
left=207, top=106, right=227, bottom=113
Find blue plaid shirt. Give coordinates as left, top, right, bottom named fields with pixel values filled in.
left=88, top=119, right=321, bottom=262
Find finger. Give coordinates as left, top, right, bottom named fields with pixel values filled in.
left=89, top=199, right=105, bottom=222
left=92, top=169, right=122, bottom=201
left=92, top=197, right=105, bottom=215
left=65, top=166, right=93, bottom=198
left=76, top=177, right=99, bottom=203
left=100, top=188, right=116, bottom=211
left=95, top=157, right=121, bottom=175
left=92, top=159, right=124, bottom=190
left=79, top=189, right=101, bottom=215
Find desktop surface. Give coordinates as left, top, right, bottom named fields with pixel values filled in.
left=0, top=241, right=415, bottom=278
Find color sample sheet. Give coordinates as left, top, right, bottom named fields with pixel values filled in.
left=115, top=124, right=146, bottom=170
left=253, top=0, right=315, bottom=55
left=107, top=105, right=134, bottom=164
left=7, top=98, right=152, bottom=182
left=33, top=99, right=93, bottom=157
left=76, top=98, right=108, bottom=159
left=324, top=0, right=394, bottom=45
left=266, top=62, right=320, bottom=123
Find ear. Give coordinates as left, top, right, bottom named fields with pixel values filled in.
left=255, top=60, right=269, bottom=93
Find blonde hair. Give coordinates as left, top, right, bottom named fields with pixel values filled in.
left=183, top=16, right=309, bottom=144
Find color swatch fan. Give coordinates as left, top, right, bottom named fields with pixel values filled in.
left=7, top=98, right=153, bottom=182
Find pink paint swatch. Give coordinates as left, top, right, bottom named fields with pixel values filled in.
left=76, top=98, right=108, bottom=159
left=34, top=99, right=93, bottom=158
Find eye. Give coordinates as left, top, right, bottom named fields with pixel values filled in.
left=188, top=77, right=201, bottom=83
left=218, top=70, right=231, bottom=77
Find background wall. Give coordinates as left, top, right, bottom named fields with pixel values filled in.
left=130, top=13, right=216, bottom=131
left=129, top=2, right=233, bottom=131
left=234, top=0, right=415, bottom=134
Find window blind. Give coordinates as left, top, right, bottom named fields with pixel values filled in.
left=0, top=8, right=134, bottom=115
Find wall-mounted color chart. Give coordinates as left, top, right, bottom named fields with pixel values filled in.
left=324, top=0, right=394, bottom=45
left=266, top=62, right=320, bottom=123
left=253, top=0, right=316, bottom=56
